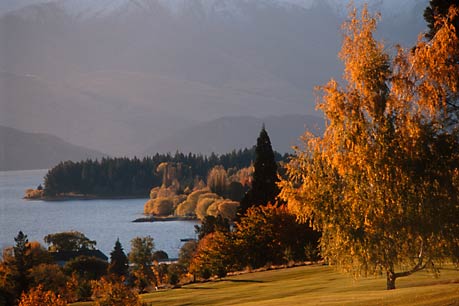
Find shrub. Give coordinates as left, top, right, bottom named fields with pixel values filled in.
left=195, top=192, right=221, bottom=219
left=91, top=278, right=141, bottom=306
left=152, top=198, right=174, bottom=216
left=18, top=285, right=67, bottom=306
left=207, top=200, right=239, bottom=220
left=29, top=263, right=67, bottom=296
left=175, top=200, right=196, bottom=217
left=64, top=256, right=108, bottom=280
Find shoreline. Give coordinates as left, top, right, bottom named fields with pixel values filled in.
left=24, top=194, right=148, bottom=202
left=133, top=215, right=198, bottom=222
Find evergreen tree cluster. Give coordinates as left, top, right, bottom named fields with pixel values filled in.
left=43, top=149, right=287, bottom=197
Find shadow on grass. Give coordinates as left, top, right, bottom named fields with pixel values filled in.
left=222, top=279, right=264, bottom=283
left=181, top=286, right=215, bottom=290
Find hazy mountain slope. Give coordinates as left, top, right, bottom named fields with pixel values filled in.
left=0, top=0, right=428, bottom=156
left=0, top=125, right=106, bottom=171
left=146, top=114, right=324, bottom=155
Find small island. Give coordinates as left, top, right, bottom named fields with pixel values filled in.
left=23, top=149, right=284, bottom=202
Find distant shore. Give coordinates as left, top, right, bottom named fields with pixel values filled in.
left=133, top=215, right=198, bottom=222
left=24, top=191, right=148, bottom=202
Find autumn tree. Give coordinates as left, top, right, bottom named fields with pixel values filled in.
left=195, top=215, right=230, bottom=240
left=238, top=126, right=279, bottom=216
left=18, top=285, right=67, bottom=306
left=280, top=6, right=459, bottom=290
left=128, top=236, right=155, bottom=292
left=29, top=263, right=68, bottom=296
left=0, top=238, right=52, bottom=303
left=44, top=231, right=96, bottom=252
left=424, top=0, right=459, bottom=40
left=177, top=240, right=198, bottom=279
left=108, top=239, right=128, bottom=279
left=91, top=278, right=141, bottom=306
left=234, top=204, right=319, bottom=269
left=207, top=166, right=228, bottom=197
left=64, top=256, right=108, bottom=281
left=190, top=231, right=233, bottom=280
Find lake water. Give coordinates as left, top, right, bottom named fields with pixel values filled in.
left=0, top=169, right=198, bottom=258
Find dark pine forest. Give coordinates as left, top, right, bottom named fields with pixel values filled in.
left=43, top=148, right=288, bottom=197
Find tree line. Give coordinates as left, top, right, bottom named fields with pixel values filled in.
left=42, top=149, right=288, bottom=197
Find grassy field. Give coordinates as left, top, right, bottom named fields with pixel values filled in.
left=74, top=264, right=459, bottom=306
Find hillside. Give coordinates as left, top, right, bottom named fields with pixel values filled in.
left=147, top=114, right=324, bottom=154
left=0, top=125, right=106, bottom=171
left=72, top=264, right=459, bottom=305
left=0, top=0, right=428, bottom=156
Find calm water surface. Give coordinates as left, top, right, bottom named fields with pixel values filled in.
left=0, top=169, right=197, bottom=258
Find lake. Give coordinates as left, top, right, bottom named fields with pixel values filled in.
left=0, top=169, right=198, bottom=258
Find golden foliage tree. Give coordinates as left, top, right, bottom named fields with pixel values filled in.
left=207, top=166, right=228, bottom=197
left=280, top=5, right=459, bottom=290
left=91, top=278, right=141, bottom=306
left=128, top=236, right=155, bottom=292
left=234, top=204, right=319, bottom=269
left=18, top=285, right=67, bottom=306
left=190, top=232, right=233, bottom=279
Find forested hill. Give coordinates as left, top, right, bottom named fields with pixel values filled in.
left=42, top=149, right=288, bottom=197
left=0, top=125, right=105, bottom=171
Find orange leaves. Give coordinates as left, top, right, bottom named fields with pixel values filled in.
left=19, top=285, right=67, bottom=306
left=280, top=4, right=459, bottom=286
left=91, top=278, right=141, bottom=306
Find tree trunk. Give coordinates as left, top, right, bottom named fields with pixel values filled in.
left=386, top=270, right=396, bottom=290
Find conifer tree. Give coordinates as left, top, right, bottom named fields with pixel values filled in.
left=108, top=239, right=128, bottom=279
left=238, top=126, right=279, bottom=216
left=12, top=231, right=31, bottom=296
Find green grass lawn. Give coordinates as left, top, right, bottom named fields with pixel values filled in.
left=73, top=264, right=459, bottom=306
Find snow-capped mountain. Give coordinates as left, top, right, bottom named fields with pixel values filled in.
left=0, top=0, right=429, bottom=156
left=1, top=0, right=423, bottom=20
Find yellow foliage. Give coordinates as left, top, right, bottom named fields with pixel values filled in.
left=280, top=5, right=459, bottom=289
left=24, top=189, right=44, bottom=199
left=206, top=199, right=239, bottom=220
left=175, top=189, right=211, bottom=217
left=91, top=278, right=141, bottom=306
left=19, top=285, right=67, bottom=306
left=196, top=197, right=218, bottom=220
left=144, top=197, right=174, bottom=216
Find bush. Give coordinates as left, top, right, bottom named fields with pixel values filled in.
left=175, top=200, right=196, bottom=217
left=167, top=263, right=182, bottom=286
left=64, top=256, right=108, bottom=280
left=196, top=197, right=218, bottom=220
left=29, top=264, right=67, bottom=296
left=207, top=200, right=239, bottom=220
left=91, top=278, right=141, bottom=306
left=152, top=198, right=174, bottom=216
left=18, top=285, right=67, bottom=306
left=24, top=189, right=44, bottom=199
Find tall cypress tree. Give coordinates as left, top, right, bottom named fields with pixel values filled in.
left=108, top=239, right=129, bottom=279
left=238, top=125, right=279, bottom=216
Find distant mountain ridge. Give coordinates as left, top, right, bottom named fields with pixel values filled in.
left=0, top=125, right=106, bottom=171
left=147, top=114, right=324, bottom=155
left=0, top=0, right=428, bottom=156
left=0, top=0, right=424, bottom=20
